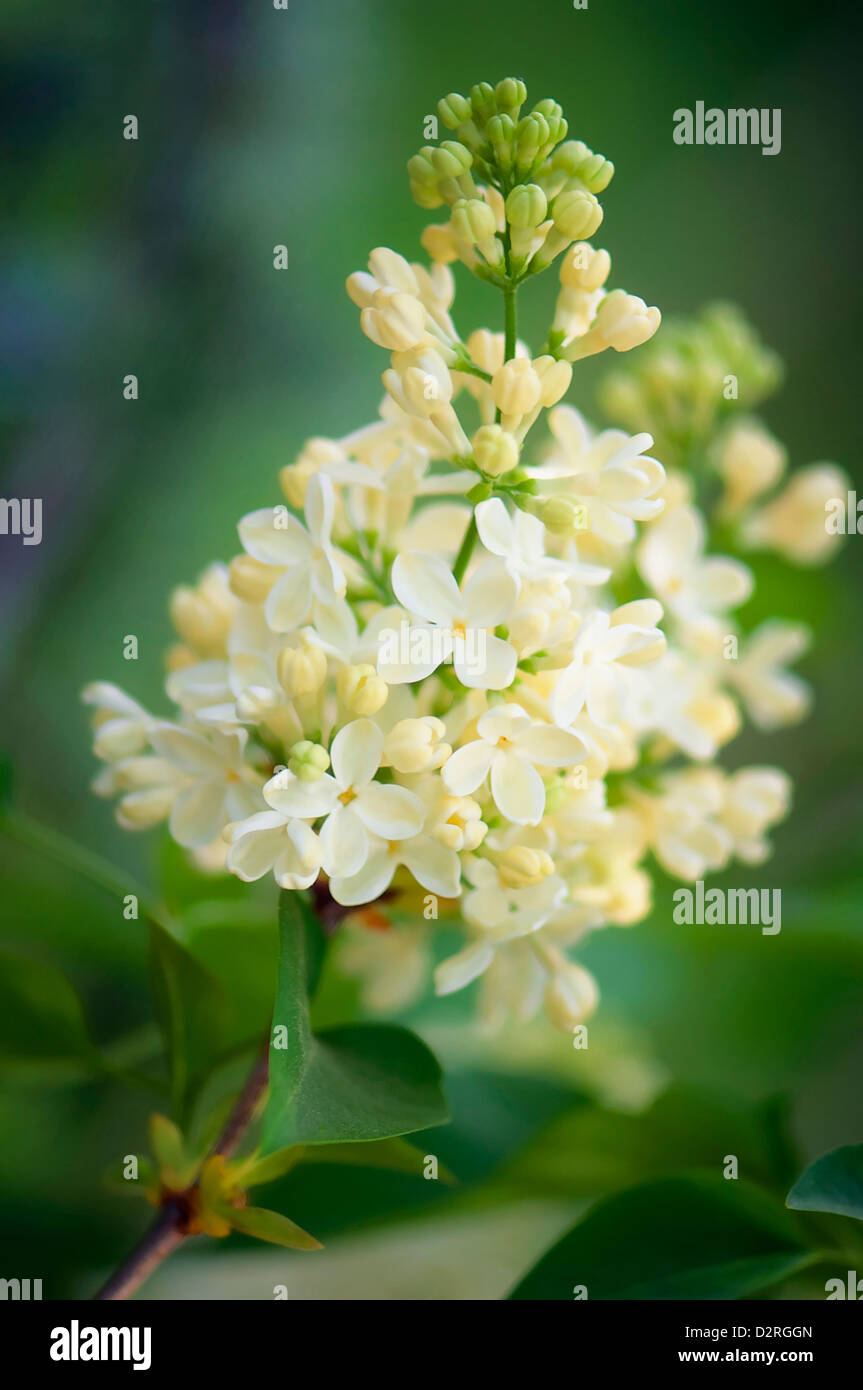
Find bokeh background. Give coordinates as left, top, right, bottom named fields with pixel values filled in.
left=1, top=0, right=862, bottom=1299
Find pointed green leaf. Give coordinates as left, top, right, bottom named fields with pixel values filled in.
left=0, top=948, right=92, bottom=1065
left=149, top=1114, right=186, bottom=1172
left=148, top=922, right=237, bottom=1120
left=787, top=1144, right=863, bottom=1221
left=299, top=1138, right=456, bottom=1183
left=240, top=1146, right=305, bottom=1189
left=509, top=1173, right=815, bottom=1300
left=261, top=891, right=448, bottom=1152
left=246, top=1137, right=455, bottom=1187
left=228, top=1205, right=322, bottom=1250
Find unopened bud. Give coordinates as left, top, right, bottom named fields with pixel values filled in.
left=539, top=495, right=588, bottom=536
left=505, top=183, right=547, bottom=231
left=498, top=845, right=555, bottom=889
left=472, top=423, right=519, bottom=478
left=277, top=642, right=328, bottom=697
left=560, top=243, right=611, bottom=291
left=552, top=188, right=602, bottom=240
left=544, top=962, right=599, bottom=1032
left=338, top=662, right=388, bottom=715
left=450, top=197, right=498, bottom=248
left=384, top=717, right=451, bottom=774
left=533, top=355, right=572, bottom=407
left=228, top=554, right=277, bottom=603
left=492, top=357, right=541, bottom=419
left=288, top=740, right=331, bottom=782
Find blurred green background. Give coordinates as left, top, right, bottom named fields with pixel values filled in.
left=1, top=0, right=862, bottom=1299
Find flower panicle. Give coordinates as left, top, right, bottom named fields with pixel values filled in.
left=81, top=78, right=845, bottom=1037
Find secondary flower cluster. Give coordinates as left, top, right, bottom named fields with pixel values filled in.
left=83, top=79, right=843, bottom=1035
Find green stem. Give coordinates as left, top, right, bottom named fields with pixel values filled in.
left=504, top=283, right=517, bottom=363
left=451, top=226, right=518, bottom=583
left=453, top=357, right=493, bottom=384
left=452, top=515, right=478, bottom=585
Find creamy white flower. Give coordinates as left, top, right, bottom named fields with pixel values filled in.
left=550, top=601, right=666, bottom=728
left=564, top=289, right=661, bottom=361
left=382, top=346, right=469, bottom=455
left=147, top=724, right=265, bottom=848
left=726, top=621, right=811, bottom=730
left=444, top=703, right=586, bottom=825
left=715, top=421, right=786, bottom=516
left=329, top=828, right=461, bottom=907
left=475, top=497, right=587, bottom=583
left=743, top=463, right=850, bottom=566
left=434, top=861, right=567, bottom=996
left=343, top=443, right=474, bottom=544
left=638, top=505, right=753, bottom=635
left=227, top=813, right=323, bottom=890
left=629, top=649, right=739, bottom=761
left=347, top=247, right=459, bottom=358
left=533, top=406, right=666, bottom=545
left=238, top=474, right=346, bottom=633
left=720, top=767, right=791, bottom=864
left=262, top=718, right=423, bottom=878
left=106, top=755, right=191, bottom=829
left=630, top=770, right=731, bottom=881
left=82, top=683, right=155, bottom=761
left=388, top=552, right=518, bottom=688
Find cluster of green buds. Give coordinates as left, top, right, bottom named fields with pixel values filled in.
left=598, top=303, right=784, bottom=468
left=409, top=77, right=614, bottom=285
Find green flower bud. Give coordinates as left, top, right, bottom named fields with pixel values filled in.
left=288, top=740, right=331, bottom=782
left=505, top=183, right=548, bottom=230
left=486, top=113, right=515, bottom=171
left=472, top=423, right=520, bottom=478
left=552, top=188, right=602, bottom=239
left=431, top=141, right=473, bottom=179
left=438, top=92, right=472, bottom=129
left=539, top=495, right=588, bottom=536
left=407, top=149, right=444, bottom=209
left=532, top=99, right=564, bottom=126
left=578, top=152, right=614, bottom=192
left=470, top=81, right=497, bottom=122
left=494, top=77, right=526, bottom=117
left=451, top=197, right=497, bottom=246
left=551, top=140, right=614, bottom=193
left=515, top=111, right=550, bottom=173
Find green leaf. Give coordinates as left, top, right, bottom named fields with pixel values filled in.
left=149, top=1114, right=186, bottom=1172
left=0, top=948, right=92, bottom=1065
left=493, top=1085, right=788, bottom=1201
left=298, top=1137, right=455, bottom=1183
left=148, top=1113, right=199, bottom=1188
left=227, top=1205, right=322, bottom=1250
left=509, top=1173, right=816, bottom=1300
left=239, top=1147, right=305, bottom=1188
left=787, top=1144, right=863, bottom=1221
left=246, top=1137, right=454, bottom=1188
left=261, top=890, right=448, bottom=1151
left=182, top=902, right=279, bottom=1039
left=148, top=922, right=237, bottom=1120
